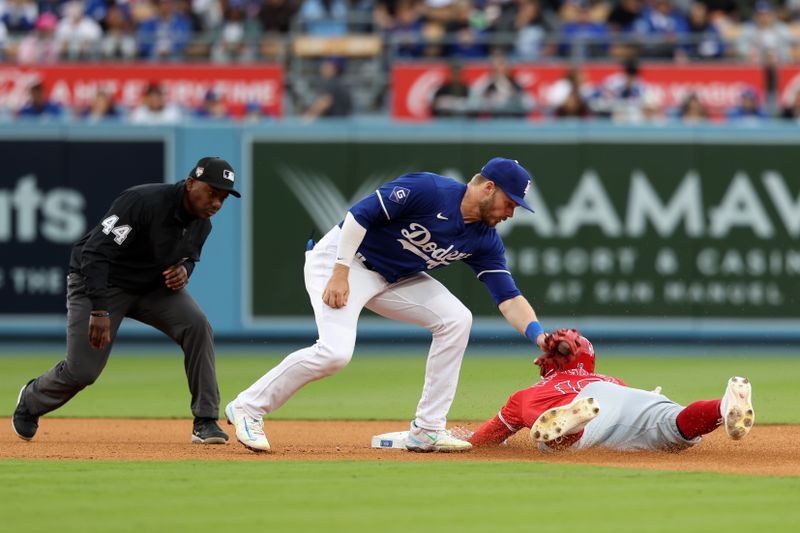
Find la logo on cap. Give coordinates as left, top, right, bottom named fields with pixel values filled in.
left=195, top=166, right=204, bottom=177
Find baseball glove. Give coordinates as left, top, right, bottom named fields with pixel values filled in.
left=534, top=328, right=589, bottom=376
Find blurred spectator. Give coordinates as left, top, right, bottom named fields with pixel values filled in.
left=1, top=0, right=37, bottom=33
left=242, top=100, right=271, bottom=122
left=100, top=2, right=137, bottom=60
left=607, top=0, right=644, bottom=34
left=683, top=1, right=725, bottom=60
left=210, top=0, right=260, bottom=62
left=737, top=1, right=793, bottom=65
left=589, top=58, right=646, bottom=118
left=444, top=0, right=489, bottom=58
left=302, top=58, right=353, bottom=121
left=388, top=0, right=426, bottom=58
left=192, top=0, right=224, bottom=31
left=431, top=61, right=471, bottom=117
left=546, top=66, right=594, bottom=111
left=487, top=0, right=548, bottom=60
left=176, top=0, right=204, bottom=32
left=137, top=0, right=192, bottom=60
left=129, top=82, right=182, bottom=124
left=726, top=88, right=768, bottom=122
left=697, top=0, right=738, bottom=22
left=37, top=0, right=64, bottom=17
left=15, top=11, right=59, bottom=63
left=554, top=85, right=592, bottom=118
left=556, top=0, right=610, bottom=59
left=677, top=92, right=709, bottom=123
left=420, top=16, right=447, bottom=58
left=468, top=50, right=531, bottom=117
left=54, top=1, right=103, bottom=60
left=82, top=90, right=121, bottom=122
left=637, top=92, right=665, bottom=123
left=780, top=90, right=800, bottom=122
left=258, top=0, right=300, bottom=33
left=373, top=0, right=399, bottom=31
left=606, top=0, right=645, bottom=59
left=297, top=0, right=349, bottom=35
left=512, top=0, right=547, bottom=59
left=193, top=89, right=230, bottom=119
left=82, top=0, right=110, bottom=23
left=17, top=82, right=62, bottom=119
left=633, top=0, right=690, bottom=60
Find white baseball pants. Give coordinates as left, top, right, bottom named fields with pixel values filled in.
left=236, top=226, right=473, bottom=430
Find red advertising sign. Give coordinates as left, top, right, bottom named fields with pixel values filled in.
left=0, top=64, right=283, bottom=117
left=776, top=66, right=800, bottom=107
left=392, top=63, right=764, bottom=121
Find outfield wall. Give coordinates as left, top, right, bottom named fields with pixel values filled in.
left=2, top=121, right=799, bottom=343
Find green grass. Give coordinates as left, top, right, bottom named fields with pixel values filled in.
left=0, top=460, right=798, bottom=533
left=2, top=348, right=797, bottom=532
left=0, top=349, right=797, bottom=423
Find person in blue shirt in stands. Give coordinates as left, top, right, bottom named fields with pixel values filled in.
left=17, top=82, right=62, bottom=119
left=224, top=158, right=552, bottom=454
left=136, top=0, right=191, bottom=60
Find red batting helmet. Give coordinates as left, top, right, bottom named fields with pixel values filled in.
left=535, top=332, right=596, bottom=377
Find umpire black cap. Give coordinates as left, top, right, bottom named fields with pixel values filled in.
left=190, top=157, right=241, bottom=198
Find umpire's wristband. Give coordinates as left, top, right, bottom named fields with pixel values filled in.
left=90, top=311, right=111, bottom=318
left=525, top=321, right=544, bottom=344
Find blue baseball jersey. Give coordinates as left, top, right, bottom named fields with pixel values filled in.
left=346, top=172, right=522, bottom=306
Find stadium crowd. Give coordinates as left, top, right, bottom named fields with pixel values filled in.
left=2, top=0, right=800, bottom=121
left=1, top=0, right=799, bottom=62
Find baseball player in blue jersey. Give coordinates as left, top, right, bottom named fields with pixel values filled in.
left=226, top=157, right=548, bottom=452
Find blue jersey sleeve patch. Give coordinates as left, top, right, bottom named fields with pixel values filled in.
left=389, top=186, right=411, bottom=205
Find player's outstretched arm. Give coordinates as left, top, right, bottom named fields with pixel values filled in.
left=498, top=295, right=546, bottom=349
left=469, top=415, right=517, bottom=446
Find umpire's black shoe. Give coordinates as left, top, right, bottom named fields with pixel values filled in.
left=191, top=417, right=229, bottom=444
left=12, top=380, right=39, bottom=441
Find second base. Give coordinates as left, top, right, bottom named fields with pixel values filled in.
left=370, top=431, right=409, bottom=449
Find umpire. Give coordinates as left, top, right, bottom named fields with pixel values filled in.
left=12, top=156, right=240, bottom=444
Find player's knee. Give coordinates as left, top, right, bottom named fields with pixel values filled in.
left=64, top=362, right=103, bottom=388
left=315, top=340, right=353, bottom=375
left=443, top=303, right=472, bottom=335
left=181, top=313, right=213, bottom=342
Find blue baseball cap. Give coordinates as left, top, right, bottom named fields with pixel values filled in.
left=480, top=157, right=534, bottom=212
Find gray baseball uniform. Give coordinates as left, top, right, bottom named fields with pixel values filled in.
left=573, top=382, right=700, bottom=451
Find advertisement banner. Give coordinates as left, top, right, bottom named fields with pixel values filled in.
left=776, top=66, right=800, bottom=107
left=0, top=64, right=283, bottom=117
left=0, top=139, right=165, bottom=315
left=391, top=63, right=764, bottom=120
left=250, top=139, right=799, bottom=321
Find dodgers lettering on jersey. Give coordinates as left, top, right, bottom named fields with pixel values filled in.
left=346, top=172, right=522, bottom=305
left=500, top=369, right=626, bottom=430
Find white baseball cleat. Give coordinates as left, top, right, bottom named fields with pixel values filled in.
left=404, top=421, right=472, bottom=453
left=225, top=400, right=271, bottom=453
left=530, top=397, right=600, bottom=443
left=721, top=377, right=754, bottom=440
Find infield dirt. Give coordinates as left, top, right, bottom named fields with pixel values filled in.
left=1, top=418, right=797, bottom=476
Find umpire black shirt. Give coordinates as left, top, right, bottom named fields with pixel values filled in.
left=69, top=181, right=211, bottom=310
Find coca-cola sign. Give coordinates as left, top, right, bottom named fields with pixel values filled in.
left=392, top=63, right=764, bottom=120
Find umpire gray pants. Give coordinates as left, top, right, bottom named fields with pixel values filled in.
left=23, top=273, right=220, bottom=419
